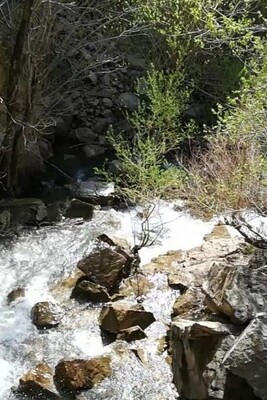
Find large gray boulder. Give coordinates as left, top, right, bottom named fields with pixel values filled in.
left=203, top=262, right=267, bottom=324
left=223, top=313, right=267, bottom=400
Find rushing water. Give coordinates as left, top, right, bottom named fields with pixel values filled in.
left=0, top=202, right=214, bottom=399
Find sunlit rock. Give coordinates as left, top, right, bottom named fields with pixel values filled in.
left=31, top=302, right=63, bottom=330
left=17, top=363, right=60, bottom=399
left=118, top=326, right=147, bottom=342
left=99, top=303, right=155, bottom=334
left=71, top=278, right=111, bottom=302
left=54, top=356, right=112, bottom=392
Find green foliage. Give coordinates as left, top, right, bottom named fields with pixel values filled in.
left=183, top=47, right=267, bottom=215
left=97, top=68, right=192, bottom=203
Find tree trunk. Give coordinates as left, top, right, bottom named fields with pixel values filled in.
left=0, top=0, right=34, bottom=195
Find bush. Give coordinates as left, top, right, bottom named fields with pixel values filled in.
left=97, top=68, right=192, bottom=203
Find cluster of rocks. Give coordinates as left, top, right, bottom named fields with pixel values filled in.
left=10, top=234, right=156, bottom=399
left=152, top=224, right=267, bottom=400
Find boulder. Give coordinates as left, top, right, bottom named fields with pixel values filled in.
left=223, top=313, right=267, bottom=400
left=7, top=287, right=25, bottom=304
left=203, top=262, right=267, bottom=324
left=31, top=302, right=63, bottom=330
left=17, top=363, right=60, bottom=399
left=172, top=288, right=207, bottom=319
left=0, top=198, right=47, bottom=229
left=171, top=319, right=233, bottom=400
left=64, top=199, right=94, bottom=220
left=71, top=278, right=111, bottom=302
left=54, top=356, right=112, bottom=392
left=118, top=326, right=147, bottom=342
left=77, top=246, right=131, bottom=292
left=118, top=92, right=138, bottom=111
left=69, top=180, right=116, bottom=206
left=99, top=303, right=155, bottom=334
left=70, top=127, right=98, bottom=144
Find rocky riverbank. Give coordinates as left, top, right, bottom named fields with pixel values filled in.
left=4, top=215, right=267, bottom=399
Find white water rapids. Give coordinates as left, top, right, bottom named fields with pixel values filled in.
left=0, top=201, right=215, bottom=399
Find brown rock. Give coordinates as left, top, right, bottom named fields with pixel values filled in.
left=54, top=356, right=112, bottom=392
left=18, top=363, right=60, bottom=399
left=172, top=288, right=206, bottom=319
left=31, top=302, right=63, bottom=330
left=7, top=287, right=25, bottom=304
left=118, top=326, right=147, bottom=342
left=71, top=278, right=111, bottom=302
left=99, top=303, right=155, bottom=334
left=204, top=224, right=231, bottom=242
left=119, top=274, right=154, bottom=297
left=77, top=247, right=131, bottom=292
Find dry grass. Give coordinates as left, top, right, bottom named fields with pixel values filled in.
left=181, top=136, right=267, bottom=217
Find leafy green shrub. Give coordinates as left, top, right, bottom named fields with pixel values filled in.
left=97, top=68, right=192, bottom=203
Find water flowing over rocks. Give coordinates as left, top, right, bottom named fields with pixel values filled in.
left=54, top=356, right=112, bottom=393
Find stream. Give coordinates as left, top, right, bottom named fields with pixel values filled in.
left=0, top=201, right=214, bottom=399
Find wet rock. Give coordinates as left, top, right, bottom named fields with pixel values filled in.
left=0, top=198, right=48, bottom=229
left=77, top=246, right=131, bottom=292
left=54, top=356, right=112, bottom=392
left=7, top=287, right=25, bottom=304
left=64, top=199, right=94, bottom=220
left=70, top=180, right=116, bottom=206
left=17, top=363, right=60, bottom=399
left=99, top=303, right=155, bottom=334
left=172, top=288, right=207, bottom=320
left=118, top=326, right=147, bottom=342
left=71, top=278, right=111, bottom=302
left=31, top=302, right=63, bottom=330
left=82, top=144, right=105, bottom=159
left=97, top=233, right=130, bottom=251
left=203, top=262, right=267, bottom=324
left=171, top=319, right=232, bottom=400
left=131, top=348, right=148, bottom=366
left=223, top=313, right=267, bottom=400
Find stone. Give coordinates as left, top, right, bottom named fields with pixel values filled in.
left=99, top=303, right=155, bottom=334
left=7, top=287, right=25, bottom=304
left=71, top=278, right=111, bottom=302
left=204, top=224, right=231, bottom=242
left=82, top=144, right=105, bottom=159
left=171, top=319, right=233, bottom=400
left=64, top=199, right=94, bottom=220
left=203, top=262, right=267, bottom=324
left=118, top=326, right=147, bottom=342
left=172, top=288, right=207, bottom=319
left=131, top=348, right=148, bottom=366
left=107, top=159, right=122, bottom=176
left=54, top=356, right=112, bottom=392
left=118, top=92, right=138, bottom=111
left=77, top=246, right=131, bottom=292
left=119, top=274, right=154, bottom=297
left=0, top=198, right=48, bottom=229
left=223, top=313, right=267, bottom=400
left=31, top=302, right=63, bottom=330
left=70, top=180, right=116, bottom=206
left=97, top=234, right=130, bottom=251
left=102, top=98, right=113, bottom=108
left=17, top=363, right=60, bottom=399
left=70, top=127, right=98, bottom=144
